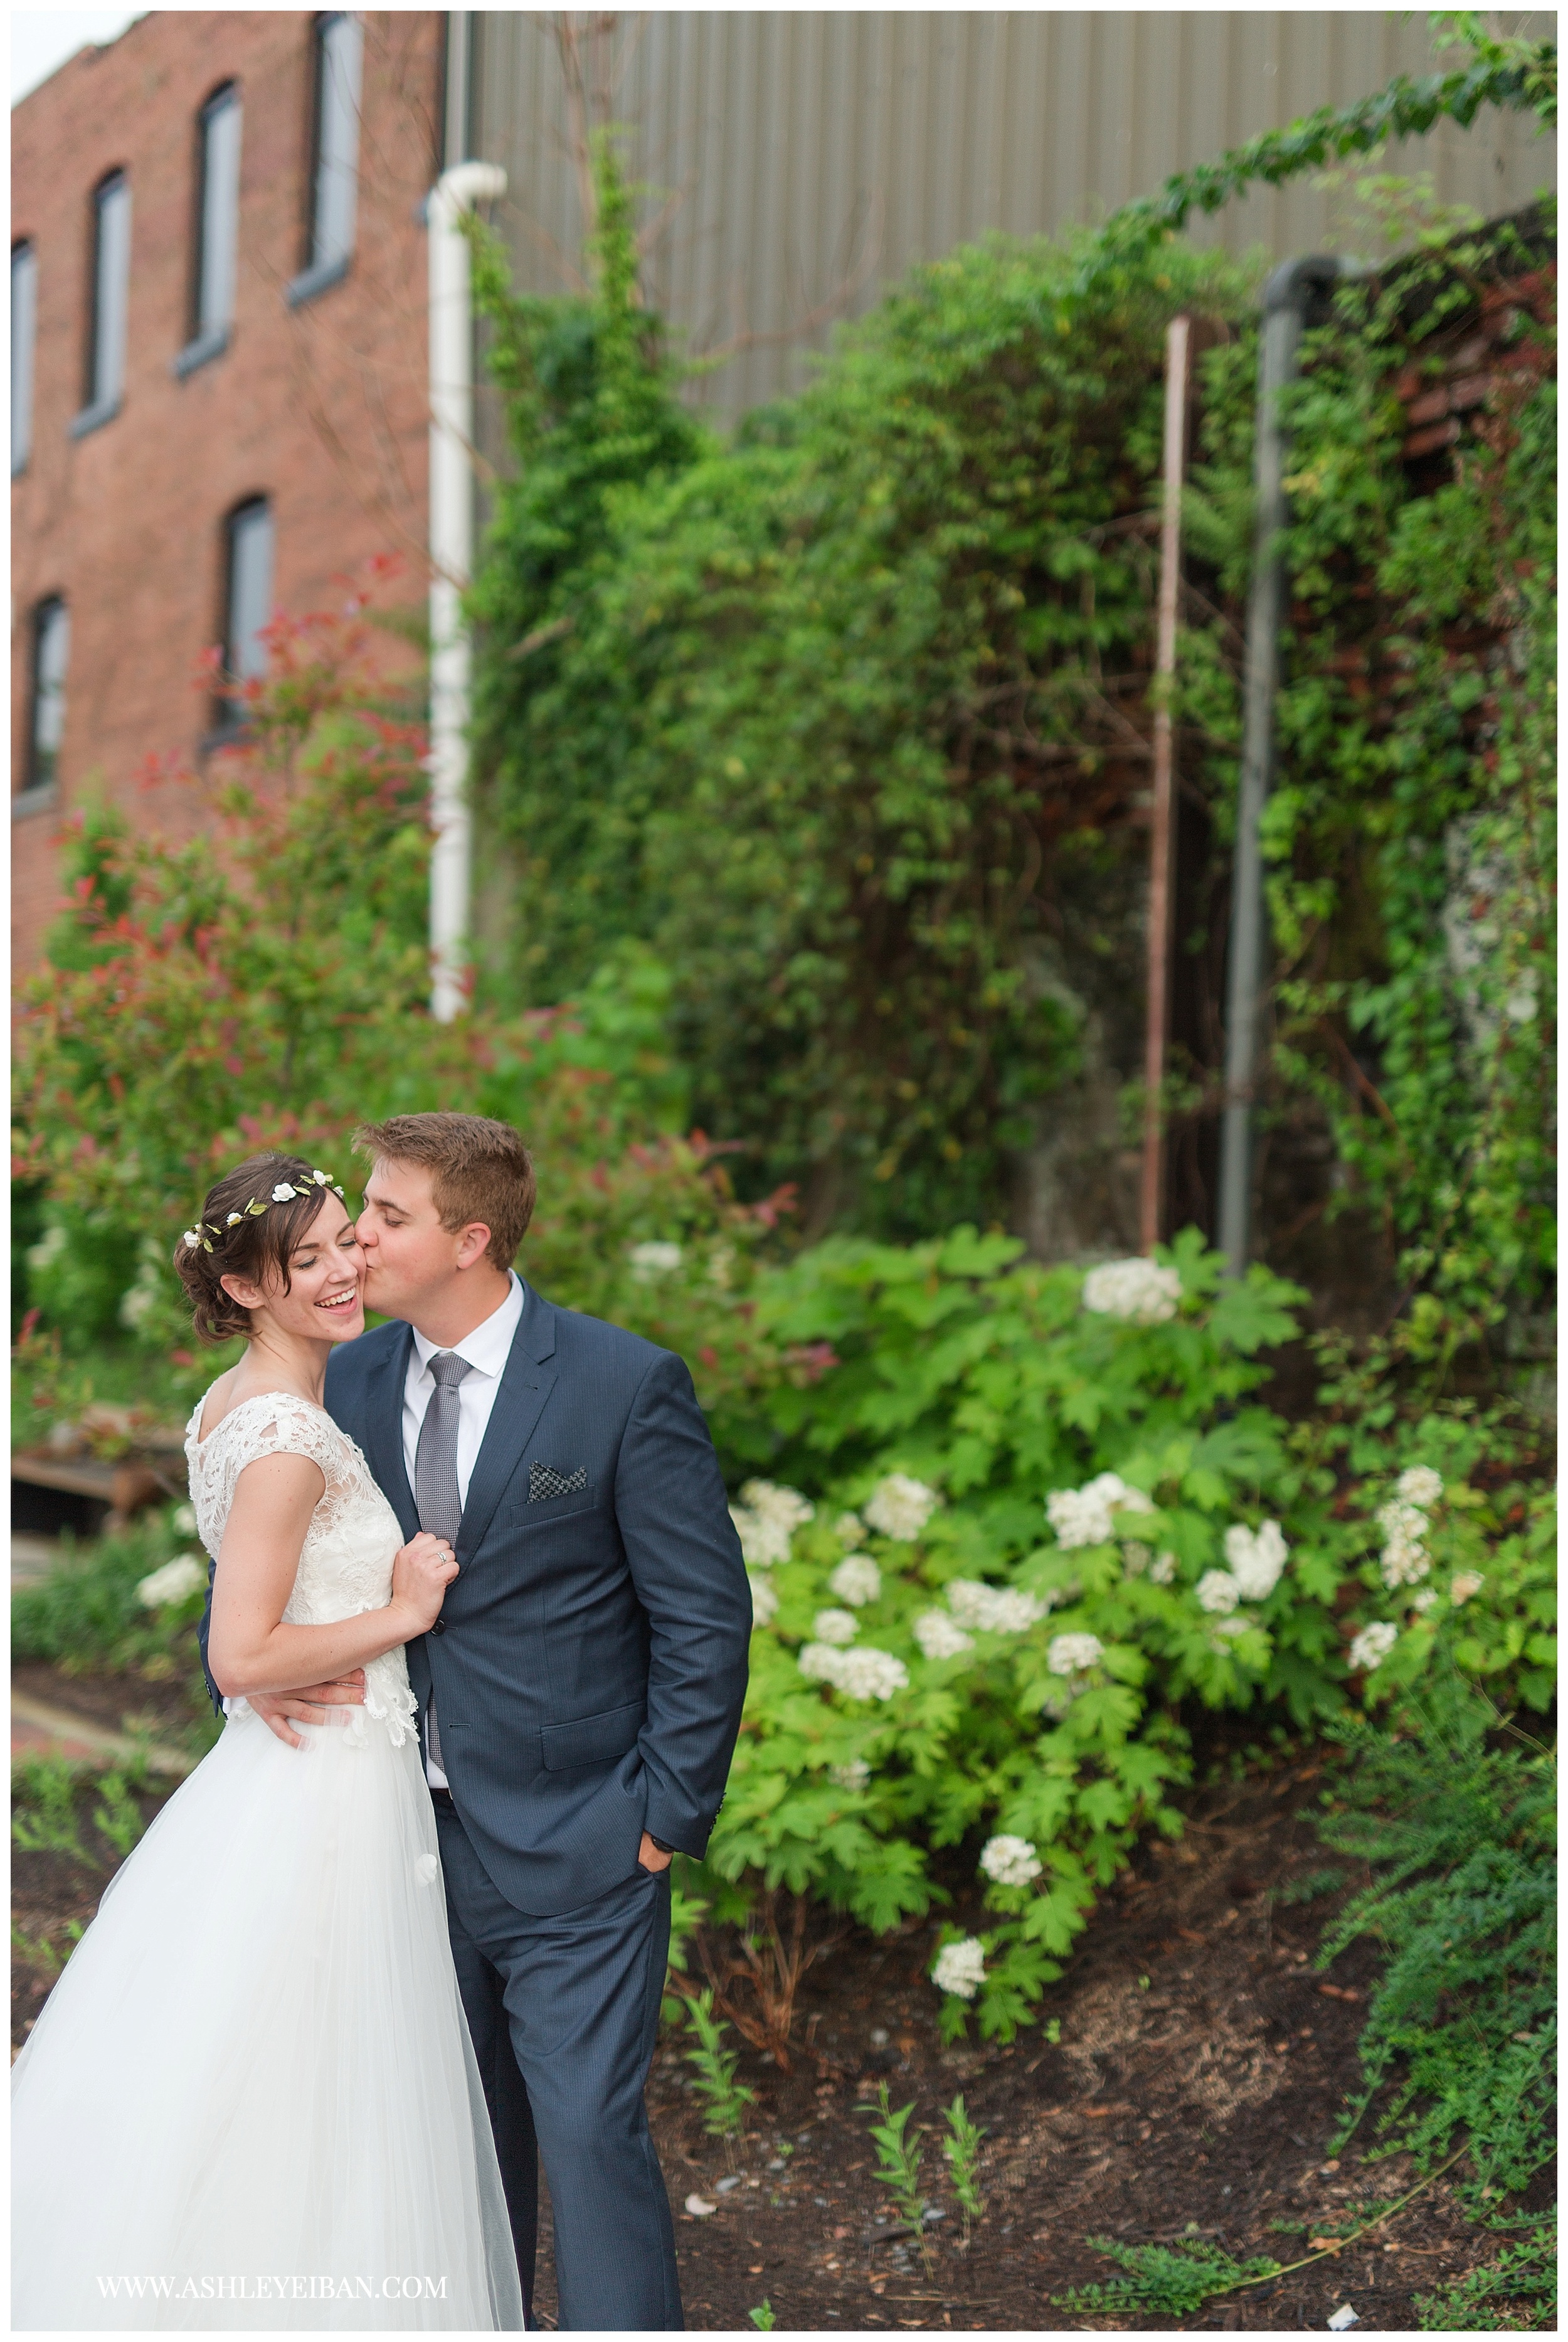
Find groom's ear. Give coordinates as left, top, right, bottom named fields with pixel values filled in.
left=453, top=1223, right=495, bottom=1272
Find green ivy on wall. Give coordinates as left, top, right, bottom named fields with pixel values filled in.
left=464, top=20, right=1555, bottom=1348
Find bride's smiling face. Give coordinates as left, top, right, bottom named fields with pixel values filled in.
left=219, top=1196, right=366, bottom=1344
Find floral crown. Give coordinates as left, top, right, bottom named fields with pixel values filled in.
left=181, top=1169, right=346, bottom=1254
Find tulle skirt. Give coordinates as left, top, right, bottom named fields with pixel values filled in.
left=11, top=1704, right=525, bottom=2331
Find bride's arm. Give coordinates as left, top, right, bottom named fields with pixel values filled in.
left=207, top=1452, right=456, bottom=1700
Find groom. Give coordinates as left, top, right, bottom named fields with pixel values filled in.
left=196, top=1111, right=751, bottom=2330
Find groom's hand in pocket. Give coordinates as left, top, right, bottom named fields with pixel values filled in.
left=248, top=1673, right=368, bottom=1750
left=637, top=1831, right=674, bottom=1874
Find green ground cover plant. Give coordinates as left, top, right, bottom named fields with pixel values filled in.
left=1054, top=1679, right=1556, bottom=2325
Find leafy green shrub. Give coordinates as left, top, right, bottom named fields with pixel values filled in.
left=689, top=1230, right=1554, bottom=2040
left=9, top=581, right=802, bottom=1424
left=468, top=141, right=1254, bottom=1232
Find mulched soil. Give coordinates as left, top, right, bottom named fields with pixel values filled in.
left=13, top=1693, right=1549, bottom=2331
left=13, top=1657, right=208, bottom=1743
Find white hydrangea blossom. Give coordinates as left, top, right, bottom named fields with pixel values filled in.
left=863, top=1472, right=940, bottom=1541
left=136, top=1554, right=206, bottom=1609
left=1397, top=1466, right=1444, bottom=1509
left=1409, top=1588, right=1439, bottom=1613
left=1047, top=1631, right=1104, bottom=1677
left=1196, top=1570, right=1241, bottom=1614
left=1148, top=1551, right=1178, bottom=1585
left=742, top=1480, right=816, bottom=1534
left=1377, top=1498, right=1431, bottom=1590
left=628, top=1240, right=683, bottom=1282
left=171, top=1503, right=197, bottom=1536
left=747, top=1573, right=779, bottom=1627
left=1081, top=1257, right=1184, bottom=1324
left=798, top=1644, right=908, bottom=1700
left=1224, top=1520, right=1288, bottom=1601
left=829, top=1758, right=871, bottom=1792
left=729, top=1506, right=793, bottom=1570
left=979, top=1834, right=1043, bottom=1888
left=730, top=1479, right=815, bottom=1570
left=1046, top=1472, right=1154, bottom=1550
left=914, top=1610, right=975, bottom=1661
left=947, top=1580, right=1048, bottom=1634
left=1216, top=1615, right=1251, bottom=1637
left=829, top=1554, right=881, bottom=1607
left=832, top=1647, right=910, bottom=1701
left=1349, top=1620, right=1399, bottom=1672
left=932, top=1937, right=987, bottom=2001
left=1450, top=1570, right=1485, bottom=1607
left=832, top=1511, right=867, bottom=1544
left=812, top=1608, right=859, bottom=1647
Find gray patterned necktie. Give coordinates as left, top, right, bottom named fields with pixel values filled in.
left=415, top=1351, right=472, bottom=1775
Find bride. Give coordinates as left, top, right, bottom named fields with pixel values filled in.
left=12, top=1155, right=525, bottom=2332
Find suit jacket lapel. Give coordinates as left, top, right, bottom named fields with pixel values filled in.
left=458, top=1287, right=559, bottom=1559
left=357, top=1324, right=420, bottom=1542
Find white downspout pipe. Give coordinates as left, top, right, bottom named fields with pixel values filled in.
left=428, top=160, right=506, bottom=1021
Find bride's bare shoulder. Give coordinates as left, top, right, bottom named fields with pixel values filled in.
left=194, top=1377, right=329, bottom=1449
left=194, top=1369, right=242, bottom=1446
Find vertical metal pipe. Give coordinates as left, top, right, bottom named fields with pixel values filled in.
left=1140, top=312, right=1191, bottom=1255
left=1216, top=255, right=1342, bottom=1271
left=427, top=158, right=506, bottom=1023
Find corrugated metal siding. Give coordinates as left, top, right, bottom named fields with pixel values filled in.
left=466, top=10, right=1555, bottom=418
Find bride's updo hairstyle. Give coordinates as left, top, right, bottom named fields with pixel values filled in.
left=174, top=1152, right=346, bottom=1345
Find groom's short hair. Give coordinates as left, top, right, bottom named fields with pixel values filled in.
left=354, top=1113, right=536, bottom=1270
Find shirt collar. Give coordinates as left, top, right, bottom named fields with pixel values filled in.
left=410, top=1271, right=524, bottom=1381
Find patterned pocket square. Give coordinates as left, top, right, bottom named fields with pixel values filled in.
left=529, top=1464, right=588, bottom=1503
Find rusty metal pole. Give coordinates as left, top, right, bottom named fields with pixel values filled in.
left=1140, top=314, right=1192, bottom=1255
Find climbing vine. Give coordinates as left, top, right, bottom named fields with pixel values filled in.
left=464, top=19, right=1555, bottom=1331
left=1177, top=206, right=1555, bottom=1358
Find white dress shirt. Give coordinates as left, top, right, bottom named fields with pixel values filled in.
left=402, top=1270, right=525, bottom=1787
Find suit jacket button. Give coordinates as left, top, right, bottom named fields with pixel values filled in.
left=430, top=1619, right=447, bottom=1636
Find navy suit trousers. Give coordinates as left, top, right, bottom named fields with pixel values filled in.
left=435, top=1797, right=682, bottom=2331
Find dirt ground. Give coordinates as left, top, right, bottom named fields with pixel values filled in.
left=12, top=1676, right=1547, bottom=2331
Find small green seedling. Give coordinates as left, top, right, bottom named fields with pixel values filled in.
left=748, top=2301, right=776, bottom=2330
left=92, top=1772, right=147, bottom=1858
left=857, top=2082, right=935, bottom=2272
left=682, top=1989, right=755, bottom=2139
left=941, top=2095, right=986, bottom=2244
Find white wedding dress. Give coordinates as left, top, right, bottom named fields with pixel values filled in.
left=11, top=1393, right=526, bottom=2333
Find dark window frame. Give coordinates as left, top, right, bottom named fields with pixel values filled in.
left=177, top=80, right=241, bottom=377
left=11, top=238, right=37, bottom=476
left=210, top=496, right=275, bottom=738
left=289, top=12, right=361, bottom=307
left=73, top=167, right=130, bottom=436
left=22, top=595, right=70, bottom=805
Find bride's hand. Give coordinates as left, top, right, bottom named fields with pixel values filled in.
left=390, top=1532, right=459, bottom=1637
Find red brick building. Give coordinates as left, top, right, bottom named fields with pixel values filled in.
left=11, top=11, right=443, bottom=966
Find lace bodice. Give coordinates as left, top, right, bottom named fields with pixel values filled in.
left=184, top=1390, right=418, bottom=1749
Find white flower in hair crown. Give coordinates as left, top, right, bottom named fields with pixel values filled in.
left=182, top=1169, right=344, bottom=1252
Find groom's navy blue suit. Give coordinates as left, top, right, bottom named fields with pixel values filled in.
left=196, top=1285, right=751, bottom=2331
